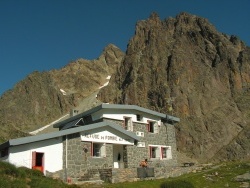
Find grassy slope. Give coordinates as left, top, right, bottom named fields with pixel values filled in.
left=0, top=160, right=249, bottom=188
left=0, top=161, right=77, bottom=188
left=103, top=161, right=250, bottom=188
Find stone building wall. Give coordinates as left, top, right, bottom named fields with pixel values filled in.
left=166, top=124, right=178, bottom=165
left=53, top=117, right=178, bottom=183
left=103, top=118, right=178, bottom=169
left=62, top=133, right=114, bottom=183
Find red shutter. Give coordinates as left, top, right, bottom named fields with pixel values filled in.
left=32, top=151, right=36, bottom=168
left=91, top=142, right=93, bottom=156
left=149, top=146, right=152, bottom=158
left=42, top=153, right=44, bottom=168
left=161, top=147, right=163, bottom=159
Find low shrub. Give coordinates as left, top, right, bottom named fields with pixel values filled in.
left=0, top=177, right=11, bottom=188
left=0, top=176, right=26, bottom=188
left=18, top=166, right=43, bottom=177
left=8, top=179, right=27, bottom=188
left=0, top=161, right=19, bottom=177
left=29, top=176, right=74, bottom=188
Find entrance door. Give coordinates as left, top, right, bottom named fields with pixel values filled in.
left=32, top=151, right=44, bottom=173
left=113, top=145, right=124, bottom=168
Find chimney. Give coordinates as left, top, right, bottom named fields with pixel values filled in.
left=70, top=109, right=79, bottom=117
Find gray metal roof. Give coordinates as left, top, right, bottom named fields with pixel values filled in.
left=53, top=104, right=180, bottom=128
left=61, top=118, right=84, bottom=130
left=166, top=115, right=180, bottom=122
left=0, top=121, right=140, bottom=150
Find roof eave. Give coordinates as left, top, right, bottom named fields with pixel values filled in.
left=1, top=121, right=140, bottom=148
left=0, top=141, right=10, bottom=150
left=164, top=115, right=180, bottom=123
left=53, top=104, right=180, bottom=128
left=53, top=105, right=103, bottom=128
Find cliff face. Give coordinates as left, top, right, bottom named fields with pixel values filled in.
left=0, top=44, right=124, bottom=141
left=98, top=12, right=250, bottom=162
left=1, top=12, right=249, bottom=162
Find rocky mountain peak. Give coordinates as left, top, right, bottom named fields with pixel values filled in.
left=98, top=12, right=250, bottom=162
left=0, top=12, right=249, bottom=163
left=0, top=44, right=124, bottom=142
left=98, top=44, right=124, bottom=73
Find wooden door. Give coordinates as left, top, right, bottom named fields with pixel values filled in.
left=32, top=151, right=44, bottom=173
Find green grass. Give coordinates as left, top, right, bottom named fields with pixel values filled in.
left=102, top=179, right=194, bottom=188
left=102, top=161, right=250, bottom=188
left=0, top=160, right=249, bottom=188
left=0, top=161, right=78, bottom=188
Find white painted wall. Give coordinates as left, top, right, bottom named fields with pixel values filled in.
left=92, top=109, right=162, bottom=125
left=8, top=137, right=63, bottom=174
left=80, top=126, right=134, bottom=145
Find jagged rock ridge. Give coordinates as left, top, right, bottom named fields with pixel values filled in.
left=0, top=12, right=249, bottom=163
left=98, top=12, right=250, bottom=162
left=0, top=44, right=124, bottom=141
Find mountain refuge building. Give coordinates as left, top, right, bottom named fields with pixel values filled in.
left=0, top=104, right=180, bottom=183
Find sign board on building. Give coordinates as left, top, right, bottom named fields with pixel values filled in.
left=80, top=130, right=134, bottom=145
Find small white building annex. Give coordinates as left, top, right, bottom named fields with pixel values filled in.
left=0, top=122, right=138, bottom=174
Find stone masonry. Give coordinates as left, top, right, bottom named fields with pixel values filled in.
left=62, top=133, right=114, bottom=183
left=52, top=117, right=178, bottom=183
left=103, top=118, right=178, bottom=169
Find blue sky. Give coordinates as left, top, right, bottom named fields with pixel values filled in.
left=0, top=0, right=249, bottom=96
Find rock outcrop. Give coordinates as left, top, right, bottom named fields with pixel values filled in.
left=0, top=44, right=124, bottom=141
left=1, top=12, right=249, bottom=162
left=98, top=12, right=250, bottom=162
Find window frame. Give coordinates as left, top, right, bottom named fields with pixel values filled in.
left=147, top=121, right=159, bottom=133
left=149, top=146, right=160, bottom=159
left=123, top=116, right=133, bottom=131
left=149, top=145, right=172, bottom=160
left=136, top=114, right=142, bottom=121
left=91, top=142, right=106, bottom=158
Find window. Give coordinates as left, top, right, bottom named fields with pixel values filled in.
left=162, top=146, right=172, bottom=159
left=91, top=143, right=106, bottom=157
left=149, top=145, right=172, bottom=160
left=162, top=147, right=167, bottom=158
left=124, top=117, right=133, bottom=131
left=149, top=146, right=160, bottom=159
left=147, top=121, right=159, bottom=133
left=136, top=114, right=142, bottom=121
left=0, top=147, right=8, bottom=158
